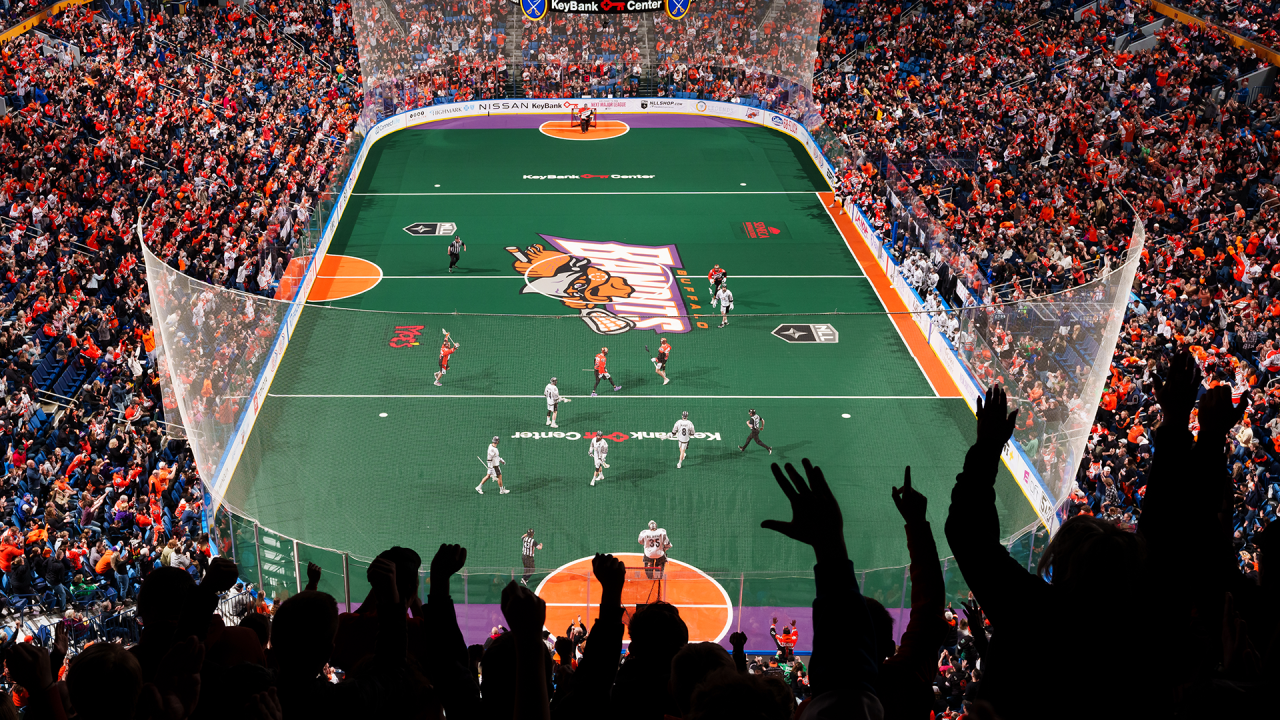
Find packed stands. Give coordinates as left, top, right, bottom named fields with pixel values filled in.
left=1166, top=0, right=1280, bottom=48
left=0, top=0, right=360, bottom=669
left=520, top=13, right=644, bottom=98
left=399, top=0, right=510, bottom=102
left=0, top=0, right=61, bottom=31
left=0, top=0, right=1274, bottom=716
left=827, top=0, right=1275, bottom=552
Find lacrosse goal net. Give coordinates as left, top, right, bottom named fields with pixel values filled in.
left=567, top=104, right=598, bottom=129
left=620, top=565, right=668, bottom=605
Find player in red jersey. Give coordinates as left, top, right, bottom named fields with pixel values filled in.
left=651, top=338, right=671, bottom=385
left=708, top=264, right=727, bottom=297
left=433, top=333, right=459, bottom=386
left=591, top=347, right=621, bottom=396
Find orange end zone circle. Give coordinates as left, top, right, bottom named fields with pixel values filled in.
left=308, top=255, right=384, bottom=302
left=535, top=553, right=732, bottom=643
left=538, top=120, right=631, bottom=141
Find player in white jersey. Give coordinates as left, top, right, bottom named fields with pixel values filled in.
left=712, top=284, right=734, bottom=328
left=589, top=432, right=609, bottom=486
left=670, top=410, right=695, bottom=469
left=476, top=436, right=510, bottom=494
left=544, top=376, right=570, bottom=428
left=637, top=520, right=672, bottom=579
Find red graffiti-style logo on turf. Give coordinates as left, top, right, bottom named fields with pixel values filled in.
left=585, top=431, right=631, bottom=443
left=581, top=174, right=610, bottom=179
left=389, top=325, right=424, bottom=348
left=505, top=235, right=692, bottom=335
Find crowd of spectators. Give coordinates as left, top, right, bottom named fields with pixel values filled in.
left=343, top=0, right=826, bottom=109
left=810, top=0, right=1280, bottom=568
left=519, top=13, right=644, bottom=98
left=0, top=0, right=1275, bottom=716
left=1165, top=0, right=1280, bottom=49
left=0, top=0, right=61, bottom=33
left=350, top=0, right=509, bottom=117
left=398, top=0, right=509, bottom=103
left=0, top=0, right=365, bottom=677
left=650, top=0, right=820, bottom=109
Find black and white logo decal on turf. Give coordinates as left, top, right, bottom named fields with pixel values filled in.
left=404, top=222, right=458, bottom=236
left=771, top=324, right=839, bottom=343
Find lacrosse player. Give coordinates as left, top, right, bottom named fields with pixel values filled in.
left=671, top=411, right=695, bottom=469
left=708, top=264, right=727, bottom=297
left=544, top=376, right=569, bottom=427
left=477, top=436, right=509, bottom=495
left=652, top=338, right=672, bottom=385
left=589, top=431, right=609, bottom=486
left=592, top=347, right=621, bottom=396
left=712, top=284, right=734, bottom=328
left=434, top=331, right=459, bottom=386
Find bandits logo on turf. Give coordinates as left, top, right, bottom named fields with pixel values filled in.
left=505, top=235, right=693, bottom=335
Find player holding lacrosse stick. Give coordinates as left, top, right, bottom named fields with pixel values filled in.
left=544, top=376, right=570, bottom=428
left=651, top=338, right=672, bottom=385
left=708, top=265, right=728, bottom=297
left=592, top=347, right=622, bottom=396
left=712, top=284, right=734, bottom=328
left=434, top=329, right=459, bottom=386
left=589, top=432, right=610, bottom=486
left=476, top=436, right=509, bottom=494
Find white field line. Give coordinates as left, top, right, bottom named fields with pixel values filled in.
left=266, top=394, right=942, bottom=399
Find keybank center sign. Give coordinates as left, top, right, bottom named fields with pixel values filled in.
left=548, top=0, right=662, bottom=11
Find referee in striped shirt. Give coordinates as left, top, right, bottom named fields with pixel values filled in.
left=521, top=529, right=542, bottom=586
left=738, top=409, right=772, bottom=454
left=448, top=236, right=466, bottom=272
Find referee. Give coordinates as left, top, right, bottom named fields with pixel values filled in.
left=738, top=408, right=772, bottom=454
left=448, top=235, right=466, bottom=273
left=520, top=528, right=542, bottom=586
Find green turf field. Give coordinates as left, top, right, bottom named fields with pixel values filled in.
left=223, top=122, right=1037, bottom=604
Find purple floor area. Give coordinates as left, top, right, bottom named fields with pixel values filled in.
left=450, top=604, right=910, bottom=655
left=412, top=112, right=756, bottom=131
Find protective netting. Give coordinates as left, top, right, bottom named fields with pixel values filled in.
left=952, top=240, right=1145, bottom=507
left=868, top=155, right=1146, bottom=523
left=211, top=497, right=1051, bottom=645
left=142, top=241, right=293, bottom=503
left=349, top=0, right=823, bottom=129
